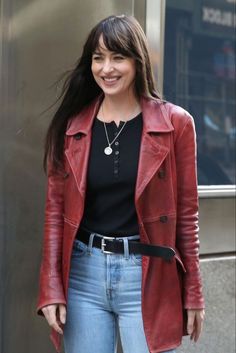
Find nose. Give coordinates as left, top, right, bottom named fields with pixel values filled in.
left=102, top=59, right=114, bottom=74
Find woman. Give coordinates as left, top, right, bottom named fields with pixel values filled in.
left=37, top=15, right=205, bottom=353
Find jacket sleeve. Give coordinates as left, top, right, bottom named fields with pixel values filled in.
left=175, top=114, right=205, bottom=309
left=36, top=162, right=66, bottom=316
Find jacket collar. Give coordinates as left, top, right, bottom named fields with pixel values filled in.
left=66, top=94, right=174, bottom=136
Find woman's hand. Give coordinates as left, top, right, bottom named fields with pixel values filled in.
left=42, top=304, right=66, bottom=335
left=187, top=308, right=205, bottom=342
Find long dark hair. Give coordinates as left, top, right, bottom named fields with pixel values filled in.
left=44, top=14, right=161, bottom=172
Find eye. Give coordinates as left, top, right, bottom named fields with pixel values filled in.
left=114, top=55, right=125, bottom=60
left=92, top=54, right=103, bottom=61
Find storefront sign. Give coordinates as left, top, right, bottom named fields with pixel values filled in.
left=202, top=6, right=236, bottom=27
left=194, top=0, right=235, bottom=36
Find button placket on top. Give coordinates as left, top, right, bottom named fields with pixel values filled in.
left=113, top=124, right=121, bottom=179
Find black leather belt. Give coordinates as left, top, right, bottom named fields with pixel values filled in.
left=76, top=228, right=175, bottom=262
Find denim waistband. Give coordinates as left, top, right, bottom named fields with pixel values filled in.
left=90, top=232, right=140, bottom=240
left=82, top=232, right=140, bottom=260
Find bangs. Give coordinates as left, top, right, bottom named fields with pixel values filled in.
left=91, top=16, right=135, bottom=57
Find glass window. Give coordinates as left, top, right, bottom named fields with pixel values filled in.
left=164, top=0, right=236, bottom=185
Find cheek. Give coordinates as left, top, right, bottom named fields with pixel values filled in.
left=91, top=64, right=102, bottom=86
left=123, top=61, right=136, bottom=82
left=91, top=68, right=95, bottom=79
left=91, top=63, right=99, bottom=78
left=130, top=68, right=136, bottom=81
left=125, top=67, right=136, bottom=85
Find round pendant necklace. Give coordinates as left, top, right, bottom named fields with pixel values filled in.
left=101, top=102, right=139, bottom=156
left=104, top=146, right=113, bottom=155
left=103, top=121, right=127, bottom=155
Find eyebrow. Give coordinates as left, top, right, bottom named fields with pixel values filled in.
left=92, top=51, right=103, bottom=55
left=92, top=50, right=125, bottom=56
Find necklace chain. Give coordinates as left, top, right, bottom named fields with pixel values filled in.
left=101, top=102, right=139, bottom=155
left=103, top=120, right=127, bottom=147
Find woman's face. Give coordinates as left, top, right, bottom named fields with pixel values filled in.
left=91, top=35, right=136, bottom=98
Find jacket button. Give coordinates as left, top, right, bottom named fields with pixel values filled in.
left=74, top=133, right=82, bottom=140
left=158, top=169, right=165, bottom=179
left=160, top=215, right=168, bottom=223
left=63, top=172, right=70, bottom=179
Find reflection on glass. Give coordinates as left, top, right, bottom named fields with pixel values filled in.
left=164, top=0, right=235, bottom=185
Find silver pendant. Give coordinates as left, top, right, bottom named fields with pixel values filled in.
left=104, top=146, right=113, bottom=155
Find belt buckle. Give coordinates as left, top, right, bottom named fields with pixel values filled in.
left=101, top=236, right=115, bottom=254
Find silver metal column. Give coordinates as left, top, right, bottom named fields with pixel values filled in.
left=146, top=0, right=166, bottom=95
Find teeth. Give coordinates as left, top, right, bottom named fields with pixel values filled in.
left=103, top=77, right=118, bottom=82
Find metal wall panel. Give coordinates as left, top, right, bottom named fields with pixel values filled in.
left=0, top=1, right=145, bottom=352
left=199, top=198, right=235, bottom=255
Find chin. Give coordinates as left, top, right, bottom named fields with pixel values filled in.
left=101, top=87, right=128, bottom=97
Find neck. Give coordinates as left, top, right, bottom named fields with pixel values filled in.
left=100, top=93, right=141, bottom=123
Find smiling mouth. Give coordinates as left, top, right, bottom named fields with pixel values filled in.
left=102, top=77, right=120, bottom=82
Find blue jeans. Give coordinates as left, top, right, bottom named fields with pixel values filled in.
left=63, top=232, right=176, bottom=353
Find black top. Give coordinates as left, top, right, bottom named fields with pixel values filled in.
left=78, top=112, right=143, bottom=237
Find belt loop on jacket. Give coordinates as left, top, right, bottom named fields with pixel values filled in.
left=88, top=232, right=96, bottom=255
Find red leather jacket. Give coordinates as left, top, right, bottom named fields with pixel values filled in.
left=37, top=95, right=205, bottom=352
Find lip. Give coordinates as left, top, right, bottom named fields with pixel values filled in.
left=102, top=76, right=120, bottom=81
left=101, top=76, right=121, bottom=86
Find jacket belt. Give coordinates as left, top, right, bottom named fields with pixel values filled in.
left=76, top=228, right=175, bottom=262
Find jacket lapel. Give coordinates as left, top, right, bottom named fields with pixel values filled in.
left=65, top=95, right=174, bottom=206
left=65, top=96, right=102, bottom=201
left=135, top=97, right=174, bottom=203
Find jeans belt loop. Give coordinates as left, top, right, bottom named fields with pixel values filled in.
left=88, top=233, right=96, bottom=255
left=123, top=238, right=129, bottom=260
